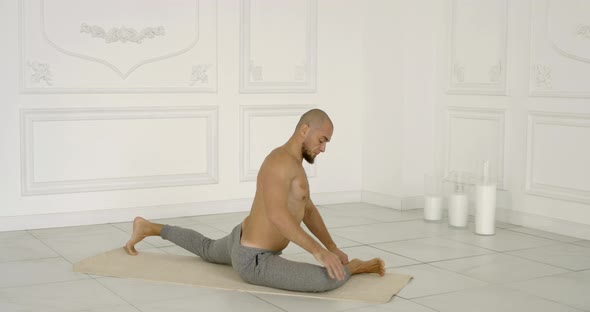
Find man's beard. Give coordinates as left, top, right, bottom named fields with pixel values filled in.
left=302, top=143, right=315, bottom=164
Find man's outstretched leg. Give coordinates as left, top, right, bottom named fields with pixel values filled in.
left=125, top=217, right=163, bottom=255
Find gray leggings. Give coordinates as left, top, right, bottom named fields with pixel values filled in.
left=160, top=223, right=350, bottom=292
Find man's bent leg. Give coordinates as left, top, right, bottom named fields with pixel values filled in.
left=160, top=225, right=232, bottom=265
left=124, top=216, right=233, bottom=265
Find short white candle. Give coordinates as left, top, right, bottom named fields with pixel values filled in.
left=448, top=193, right=468, bottom=228
left=424, top=195, right=443, bottom=221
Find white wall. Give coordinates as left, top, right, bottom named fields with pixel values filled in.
left=437, top=0, right=590, bottom=239
left=362, top=0, right=441, bottom=209
left=0, top=0, right=365, bottom=231
left=3, top=0, right=590, bottom=240
left=361, top=0, right=590, bottom=239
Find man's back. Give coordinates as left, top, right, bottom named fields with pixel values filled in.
left=241, top=146, right=310, bottom=251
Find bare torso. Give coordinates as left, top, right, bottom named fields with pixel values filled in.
left=240, top=147, right=309, bottom=251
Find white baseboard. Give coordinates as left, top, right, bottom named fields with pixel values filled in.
left=401, top=196, right=424, bottom=210
left=0, top=191, right=362, bottom=232
left=361, top=191, right=425, bottom=210
left=361, top=190, right=402, bottom=210
left=313, top=191, right=362, bottom=205
left=498, top=208, right=590, bottom=241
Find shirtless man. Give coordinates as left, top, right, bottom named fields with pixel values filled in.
left=125, top=109, right=385, bottom=292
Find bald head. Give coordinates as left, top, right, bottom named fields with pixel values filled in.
left=296, top=109, right=333, bottom=131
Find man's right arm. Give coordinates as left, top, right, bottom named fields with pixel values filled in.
left=260, top=154, right=346, bottom=280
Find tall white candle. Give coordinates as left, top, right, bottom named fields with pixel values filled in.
left=424, top=195, right=443, bottom=221
left=448, top=193, right=468, bottom=228
left=475, top=183, right=496, bottom=235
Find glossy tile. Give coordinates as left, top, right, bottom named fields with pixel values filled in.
left=507, top=227, right=582, bottom=243
left=506, top=270, right=590, bottom=311
left=430, top=253, right=569, bottom=283
left=0, top=257, right=89, bottom=288
left=0, top=279, right=127, bottom=312
left=391, top=264, right=488, bottom=299
left=331, top=220, right=449, bottom=245
left=254, top=293, right=370, bottom=312
left=346, top=297, right=438, bottom=312
left=0, top=235, right=58, bottom=262
left=507, top=243, right=590, bottom=271
left=137, top=291, right=284, bottom=312
left=29, top=224, right=120, bottom=240
left=442, top=228, right=559, bottom=252
left=372, top=237, right=493, bottom=263
left=1, top=203, right=588, bottom=312
left=96, top=277, right=219, bottom=305
left=414, top=284, right=582, bottom=312
left=571, top=240, right=590, bottom=248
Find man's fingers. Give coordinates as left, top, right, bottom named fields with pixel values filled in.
left=319, top=250, right=347, bottom=280
left=326, top=266, right=335, bottom=279
left=331, top=261, right=345, bottom=281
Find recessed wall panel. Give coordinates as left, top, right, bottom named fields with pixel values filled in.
left=526, top=112, right=590, bottom=203
left=445, top=107, right=505, bottom=187
left=448, top=0, right=507, bottom=94
left=21, top=107, right=218, bottom=195
left=240, top=0, right=317, bottom=93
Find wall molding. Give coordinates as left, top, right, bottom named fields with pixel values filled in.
left=239, top=0, right=317, bottom=93
left=529, top=0, right=590, bottom=98
left=40, top=0, right=197, bottom=79
left=445, top=107, right=506, bottom=188
left=19, top=0, right=218, bottom=93
left=447, top=0, right=508, bottom=95
left=547, top=0, right=590, bottom=65
left=20, top=106, right=219, bottom=195
left=240, top=105, right=316, bottom=181
left=526, top=111, right=590, bottom=204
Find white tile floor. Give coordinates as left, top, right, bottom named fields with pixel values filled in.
left=1, top=203, right=590, bottom=312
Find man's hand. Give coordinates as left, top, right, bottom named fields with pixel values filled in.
left=328, top=246, right=349, bottom=265
left=314, top=249, right=346, bottom=281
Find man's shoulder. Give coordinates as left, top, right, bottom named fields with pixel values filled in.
left=261, top=148, right=298, bottom=173
left=265, top=148, right=297, bottom=165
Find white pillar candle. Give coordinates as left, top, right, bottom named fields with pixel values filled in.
left=448, top=193, right=468, bottom=228
left=475, top=183, right=496, bottom=235
left=424, top=195, right=443, bottom=221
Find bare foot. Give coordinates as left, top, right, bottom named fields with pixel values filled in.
left=124, top=217, right=161, bottom=256
left=346, top=258, right=386, bottom=276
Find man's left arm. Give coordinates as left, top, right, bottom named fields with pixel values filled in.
left=303, top=198, right=349, bottom=264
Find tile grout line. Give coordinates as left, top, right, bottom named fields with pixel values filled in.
left=93, top=277, right=145, bottom=312
left=249, top=294, right=290, bottom=312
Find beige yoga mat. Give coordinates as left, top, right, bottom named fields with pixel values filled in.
left=74, top=247, right=412, bottom=304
